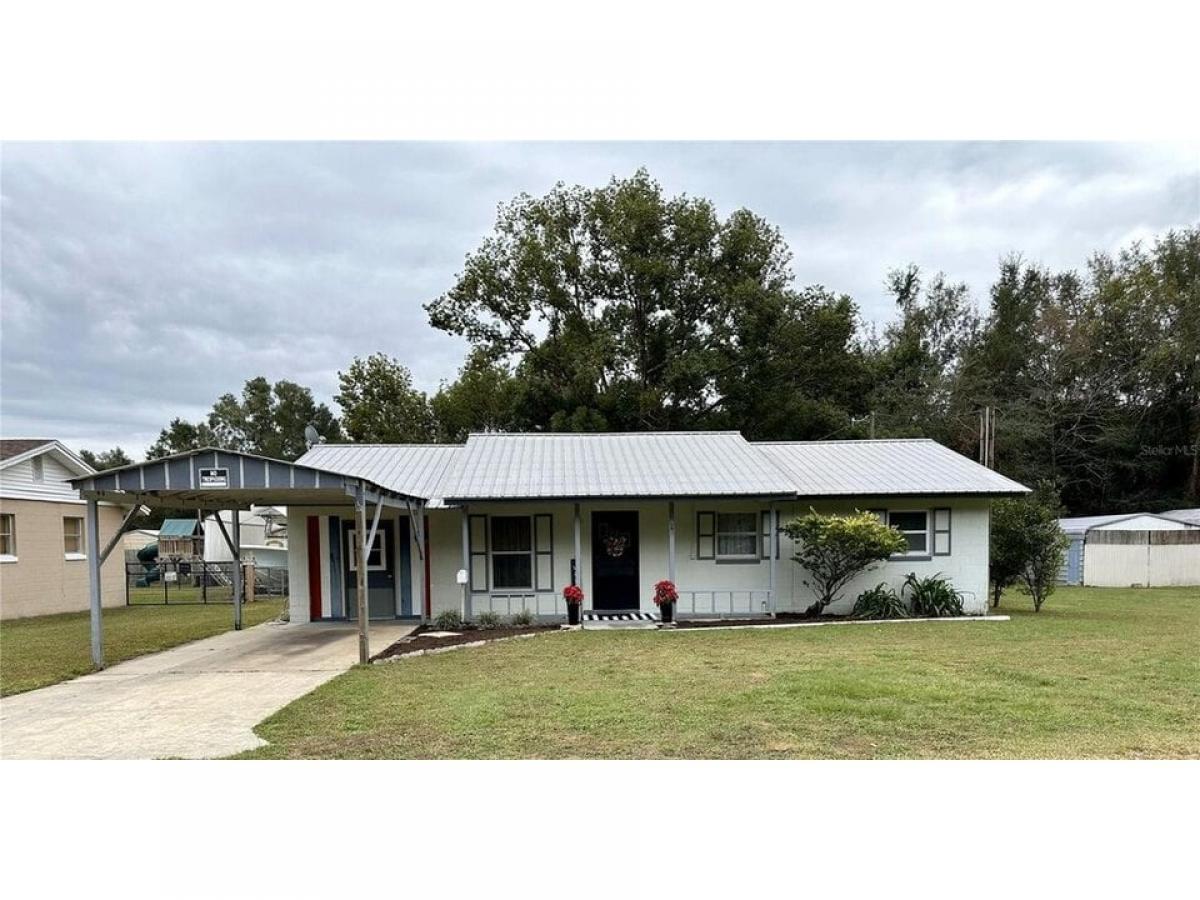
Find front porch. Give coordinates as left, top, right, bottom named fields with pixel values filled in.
left=455, top=499, right=784, bottom=621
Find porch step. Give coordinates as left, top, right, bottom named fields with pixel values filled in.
left=582, top=611, right=659, bottom=630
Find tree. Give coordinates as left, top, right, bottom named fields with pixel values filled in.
left=148, top=377, right=341, bottom=460
left=78, top=447, right=133, bottom=471
left=784, top=510, right=907, bottom=616
left=335, top=353, right=436, bottom=443
left=425, top=169, right=870, bottom=436
left=988, top=484, right=1069, bottom=611
left=430, top=349, right=518, bottom=442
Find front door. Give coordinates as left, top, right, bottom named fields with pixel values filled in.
left=591, top=511, right=639, bottom=610
left=343, top=519, right=396, bottom=620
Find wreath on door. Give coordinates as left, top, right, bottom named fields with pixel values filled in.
left=603, top=532, right=629, bottom=558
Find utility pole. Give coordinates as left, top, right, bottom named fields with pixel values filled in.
left=979, top=406, right=997, bottom=469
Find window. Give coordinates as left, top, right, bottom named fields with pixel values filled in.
left=716, top=512, right=759, bottom=561
left=63, top=516, right=85, bottom=557
left=346, top=528, right=386, bottom=572
left=887, top=510, right=929, bottom=556
left=491, top=516, right=533, bottom=589
left=0, top=513, right=15, bottom=558
left=31, top=456, right=44, bottom=482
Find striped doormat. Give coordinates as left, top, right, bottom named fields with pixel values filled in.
left=581, top=611, right=660, bottom=630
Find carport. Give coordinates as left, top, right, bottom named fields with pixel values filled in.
left=70, top=448, right=427, bottom=669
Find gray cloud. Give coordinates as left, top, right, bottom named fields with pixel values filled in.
left=2, top=141, right=1196, bottom=456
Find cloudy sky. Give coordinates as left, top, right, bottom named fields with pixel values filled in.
left=2, top=142, right=1196, bottom=456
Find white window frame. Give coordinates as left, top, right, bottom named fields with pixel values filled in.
left=714, top=511, right=760, bottom=562
left=63, top=515, right=86, bottom=559
left=489, top=515, right=535, bottom=591
left=346, top=528, right=387, bottom=572
left=883, top=509, right=931, bottom=558
left=0, top=513, right=16, bottom=561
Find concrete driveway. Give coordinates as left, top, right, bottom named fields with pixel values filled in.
left=0, top=620, right=414, bottom=759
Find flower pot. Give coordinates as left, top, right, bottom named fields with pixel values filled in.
left=659, top=601, right=674, bottom=624
left=567, top=603, right=581, bottom=626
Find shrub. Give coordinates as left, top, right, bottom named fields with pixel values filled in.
left=476, top=611, right=502, bottom=629
left=903, top=573, right=964, bottom=617
left=433, top=609, right=464, bottom=630
left=850, top=583, right=908, bottom=620
left=510, top=608, right=535, bottom=627
left=784, top=510, right=908, bottom=615
left=990, top=482, right=1069, bottom=611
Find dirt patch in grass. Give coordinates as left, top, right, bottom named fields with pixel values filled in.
left=372, top=623, right=562, bottom=660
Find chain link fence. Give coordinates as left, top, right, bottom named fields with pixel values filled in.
left=125, top=559, right=289, bottom=606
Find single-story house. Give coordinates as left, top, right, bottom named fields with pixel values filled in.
left=286, top=432, right=1027, bottom=622
left=0, top=439, right=127, bottom=619
left=68, top=433, right=1027, bottom=666
left=203, top=506, right=288, bottom=569
left=1058, top=512, right=1199, bottom=587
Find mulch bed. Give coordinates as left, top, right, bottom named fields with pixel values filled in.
left=372, top=623, right=562, bottom=661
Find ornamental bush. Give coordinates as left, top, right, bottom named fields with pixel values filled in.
left=850, top=583, right=909, bottom=620
left=434, top=609, right=464, bottom=630
left=476, top=610, right=502, bottom=629
left=902, top=573, right=964, bottom=617
left=784, top=510, right=908, bottom=616
left=510, top=608, right=535, bottom=627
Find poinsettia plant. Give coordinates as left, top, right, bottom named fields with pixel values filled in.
left=562, top=584, right=584, bottom=605
left=653, top=579, right=678, bottom=605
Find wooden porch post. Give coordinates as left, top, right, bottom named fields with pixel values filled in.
left=769, top=503, right=779, bottom=616
left=573, top=503, right=582, bottom=590
left=460, top=505, right=470, bottom=621
left=668, top=500, right=676, bottom=584
left=356, top=487, right=370, bottom=664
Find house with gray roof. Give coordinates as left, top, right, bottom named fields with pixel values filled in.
left=282, top=431, right=1027, bottom=623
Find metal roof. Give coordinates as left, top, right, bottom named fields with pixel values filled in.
left=296, top=444, right=462, bottom=507
left=755, top=438, right=1029, bottom=497
left=1161, top=508, right=1200, bottom=526
left=1058, top=512, right=1198, bottom=535
left=70, top=447, right=425, bottom=509
left=438, top=432, right=798, bottom=500
left=159, top=518, right=201, bottom=537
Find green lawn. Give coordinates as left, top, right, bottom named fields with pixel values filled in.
left=0, top=599, right=286, bottom=696
left=237, top=587, right=1199, bottom=759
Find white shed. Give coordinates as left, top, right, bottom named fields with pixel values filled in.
left=1058, top=512, right=1200, bottom=587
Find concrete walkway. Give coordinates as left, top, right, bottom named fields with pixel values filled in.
left=0, top=620, right=414, bottom=759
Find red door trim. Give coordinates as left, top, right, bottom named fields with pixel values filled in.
left=306, top=516, right=322, bottom=621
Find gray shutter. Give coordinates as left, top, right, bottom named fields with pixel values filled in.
left=468, top=514, right=488, bottom=592
left=534, top=514, right=553, bottom=591
left=697, top=511, right=715, bottom=560
left=933, top=507, right=952, bottom=556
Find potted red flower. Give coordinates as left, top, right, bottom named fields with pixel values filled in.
left=654, top=579, right=678, bottom=625
left=562, top=584, right=584, bottom=625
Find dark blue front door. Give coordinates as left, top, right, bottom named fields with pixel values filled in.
left=343, top=519, right=398, bottom=619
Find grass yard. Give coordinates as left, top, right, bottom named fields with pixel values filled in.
left=238, top=587, right=1199, bottom=759
left=0, top=599, right=285, bottom=696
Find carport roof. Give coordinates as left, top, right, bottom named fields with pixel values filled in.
left=70, top=447, right=425, bottom=510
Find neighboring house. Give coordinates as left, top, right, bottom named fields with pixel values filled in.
left=0, top=439, right=127, bottom=619
left=1058, top=512, right=1199, bottom=587
left=280, top=432, right=1027, bottom=623
left=203, top=506, right=289, bottom=568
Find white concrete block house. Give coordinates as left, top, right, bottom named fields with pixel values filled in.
left=285, top=432, right=1028, bottom=623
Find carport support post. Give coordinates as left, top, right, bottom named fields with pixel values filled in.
left=86, top=497, right=104, bottom=669
left=573, top=503, right=582, bottom=590
left=356, top=488, right=370, bottom=664
left=231, top=511, right=243, bottom=630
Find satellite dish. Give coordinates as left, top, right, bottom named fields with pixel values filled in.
left=304, top=424, right=321, bottom=448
